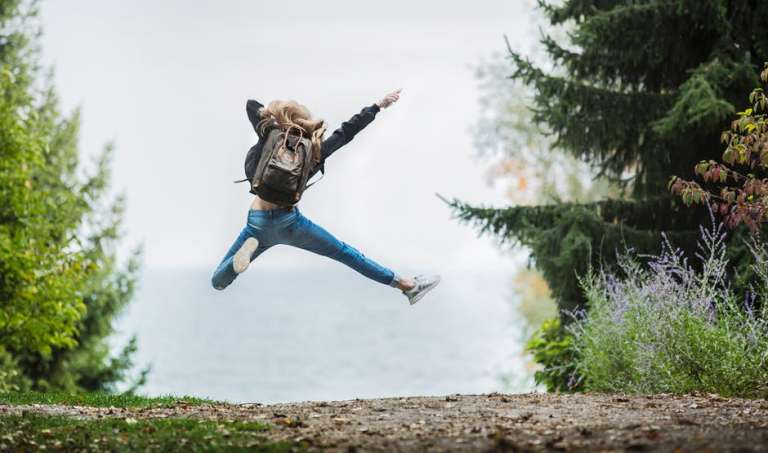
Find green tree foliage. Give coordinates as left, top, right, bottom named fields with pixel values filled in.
left=473, top=9, right=615, bottom=207
left=450, top=0, right=768, bottom=315
left=472, top=8, right=622, bottom=391
left=0, top=0, right=143, bottom=392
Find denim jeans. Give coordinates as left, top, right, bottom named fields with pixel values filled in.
left=211, top=206, right=397, bottom=290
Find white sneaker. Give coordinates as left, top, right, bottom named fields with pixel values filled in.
left=403, top=274, right=441, bottom=305
left=233, top=237, right=259, bottom=274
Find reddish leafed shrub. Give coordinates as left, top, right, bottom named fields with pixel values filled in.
left=670, top=64, right=768, bottom=232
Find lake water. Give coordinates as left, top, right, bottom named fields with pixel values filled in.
left=113, top=268, right=532, bottom=403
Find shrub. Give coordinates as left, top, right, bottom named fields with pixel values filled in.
left=525, top=318, right=582, bottom=392
left=570, top=219, right=768, bottom=398
left=670, top=63, right=768, bottom=231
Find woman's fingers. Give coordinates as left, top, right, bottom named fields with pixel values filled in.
left=377, top=89, right=402, bottom=108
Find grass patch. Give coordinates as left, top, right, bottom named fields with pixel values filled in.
left=0, top=413, right=300, bottom=452
left=0, top=391, right=215, bottom=408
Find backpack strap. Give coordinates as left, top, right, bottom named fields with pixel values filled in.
left=304, top=159, right=326, bottom=190
left=305, top=171, right=324, bottom=189
left=282, top=124, right=304, bottom=150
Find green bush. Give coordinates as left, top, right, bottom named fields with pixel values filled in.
left=525, top=318, right=582, bottom=392
left=570, top=222, right=768, bottom=398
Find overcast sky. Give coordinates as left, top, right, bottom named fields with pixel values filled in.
left=39, top=0, right=539, bottom=275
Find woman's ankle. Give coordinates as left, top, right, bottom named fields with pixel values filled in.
left=394, top=277, right=415, bottom=292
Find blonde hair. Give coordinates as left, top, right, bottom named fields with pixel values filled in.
left=256, top=100, right=326, bottom=164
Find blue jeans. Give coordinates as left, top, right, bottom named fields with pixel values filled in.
left=211, top=207, right=397, bottom=290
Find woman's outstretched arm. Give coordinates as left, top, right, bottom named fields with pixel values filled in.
left=319, top=89, right=401, bottom=162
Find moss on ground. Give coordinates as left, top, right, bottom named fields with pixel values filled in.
left=0, top=413, right=302, bottom=452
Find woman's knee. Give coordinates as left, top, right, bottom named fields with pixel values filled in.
left=211, top=277, right=225, bottom=291
left=211, top=271, right=231, bottom=291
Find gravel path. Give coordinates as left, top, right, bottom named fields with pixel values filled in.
left=2, top=392, right=768, bottom=451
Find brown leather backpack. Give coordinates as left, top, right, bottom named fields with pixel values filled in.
left=249, top=126, right=317, bottom=205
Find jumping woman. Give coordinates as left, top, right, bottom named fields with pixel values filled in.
left=211, top=89, right=441, bottom=305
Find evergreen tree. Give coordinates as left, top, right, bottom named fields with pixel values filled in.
left=450, top=0, right=768, bottom=316
left=0, top=0, right=143, bottom=391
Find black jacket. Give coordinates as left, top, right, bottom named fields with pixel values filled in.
left=244, top=99, right=380, bottom=180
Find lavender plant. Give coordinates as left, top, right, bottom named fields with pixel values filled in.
left=570, top=217, right=768, bottom=398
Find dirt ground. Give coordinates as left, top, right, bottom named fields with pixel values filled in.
left=2, top=392, right=768, bottom=452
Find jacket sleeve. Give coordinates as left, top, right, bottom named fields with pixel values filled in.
left=246, top=99, right=265, bottom=135
left=320, top=103, right=381, bottom=162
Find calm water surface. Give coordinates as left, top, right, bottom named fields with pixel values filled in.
left=114, top=268, right=530, bottom=403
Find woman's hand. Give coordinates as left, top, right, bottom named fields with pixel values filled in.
left=376, top=88, right=402, bottom=109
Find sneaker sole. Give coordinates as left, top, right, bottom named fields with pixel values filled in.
left=233, top=237, right=259, bottom=274
left=410, top=276, right=441, bottom=306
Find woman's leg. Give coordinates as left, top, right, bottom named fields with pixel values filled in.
left=211, top=227, right=269, bottom=290
left=281, top=213, right=399, bottom=286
